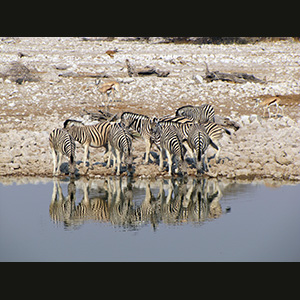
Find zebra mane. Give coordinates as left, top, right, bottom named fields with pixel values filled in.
left=63, top=119, right=85, bottom=128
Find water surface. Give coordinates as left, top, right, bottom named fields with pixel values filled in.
left=0, top=176, right=299, bottom=262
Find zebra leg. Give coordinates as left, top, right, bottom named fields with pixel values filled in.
left=83, top=144, right=89, bottom=167
left=166, top=150, right=173, bottom=176
left=202, top=152, right=208, bottom=172
left=115, top=149, right=122, bottom=176
left=159, top=148, right=165, bottom=172
left=144, top=138, right=151, bottom=164
left=213, top=140, right=221, bottom=163
left=51, top=149, right=58, bottom=175
left=57, top=152, right=63, bottom=175
left=106, top=143, right=113, bottom=168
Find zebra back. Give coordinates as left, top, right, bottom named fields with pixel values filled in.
left=64, top=120, right=111, bottom=148
left=158, top=115, right=193, bottom=124
left=157, top=117, right=229, bottom=144
left=175, top=104, right=215, bottom=123
left=156, top=118, right=192, bottom=142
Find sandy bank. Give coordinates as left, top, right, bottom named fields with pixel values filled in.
left=0, top=37, right=300, bottom=181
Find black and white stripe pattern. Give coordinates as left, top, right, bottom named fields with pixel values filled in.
left=185, top=123, right=219, bottom=174
left=175, top=104, right=215, bottom=123
left=107, top=122, right=133, bottom=176
left=120, top=112, right=157, bottom=164
left=157, top=118, right=230, bottom=164
left=63, top=119, right=111, bottom=166
left=151, top=123, right=187, bottom=176
left=49, top=128, right=76, bottom=176
left=201, top=121, right=231, bottom=163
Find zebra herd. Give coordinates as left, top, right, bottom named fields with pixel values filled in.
left=49, top=103, right=235, bottom=177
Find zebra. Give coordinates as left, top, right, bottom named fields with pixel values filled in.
left=184, top=123, right=219, bottom=174
left=107, top=122, right=133, bottom=176
left=150, top=122, right=187, bottom=176
left=49, top=179, right=76, bottom=226
left=175, top=104, right=215, bottom=123
left=175, top=105, right=240, bottom=131
left=49, top=128, right=76, bottom=177
left=72, top=180, right=109, bottom=223
left=157, top=118, right=231, bottom=164
left=120, top=112, right=157, bottom=164
left=63, top=119, right=111, bottom=167
left=158, top=115, right=192, bottom=125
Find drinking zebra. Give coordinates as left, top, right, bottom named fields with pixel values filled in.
left=63, top=119, right=111, bottom=167
left=184, top=123, right=219, bottom=174
left=157, top=118, right=231, bottom=164
left=120, top=111, right=157, bottom=164
left=150, top=122, right=187, bottom=176
left=49, top=128, right=76, bottom=177
left=175, top=104, right=215, bottom=123
left=107, top=122, right=133, bottom=176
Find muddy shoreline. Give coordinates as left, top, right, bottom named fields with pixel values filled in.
left=0, top=37, right=300, bottom=181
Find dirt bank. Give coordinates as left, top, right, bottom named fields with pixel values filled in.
left=0, top=37, right=299, bottom=181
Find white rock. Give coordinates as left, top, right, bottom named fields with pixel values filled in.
left=193, top=74, right=204, bottom=84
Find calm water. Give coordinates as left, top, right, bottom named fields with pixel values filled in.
left=0, top=176, right=300, bottom=262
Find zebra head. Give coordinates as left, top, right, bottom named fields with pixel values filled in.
left=149, top=119, right=161, bottom=141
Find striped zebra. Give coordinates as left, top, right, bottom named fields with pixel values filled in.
left=120, top=112, right=157, bottom=164
left=63, top=119, right=111, bottom=167
left=49, top=128, right=76, bottom=177
left=49, top=179, right=76, bottom=225
left=175, top=104, right=215, bottom=123
left=184, top=123, right=219, bottom=174
left=201, top=121, right=230, bottom=163
left=151, top=122, right=187, bottom=176
left=107, top=122, right=133, bottom=176
left=72, top=181, right=109, bottom=223
left=157, top=118, right=230, bottom=164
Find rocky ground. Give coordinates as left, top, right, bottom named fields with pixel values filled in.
left=0, top=37, right=300, bottom=181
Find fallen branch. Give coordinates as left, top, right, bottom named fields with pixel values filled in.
left=203, top=62, right=266, bottom=84
left=58, top=71, right=110, bottom=78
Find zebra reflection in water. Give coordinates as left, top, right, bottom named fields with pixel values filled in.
left=49, top=177, right=225, bottom=230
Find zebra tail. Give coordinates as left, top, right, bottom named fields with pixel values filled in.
left=196, top=136, right=201, bottom=161
left=197, top=148, right=202, bottom=161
